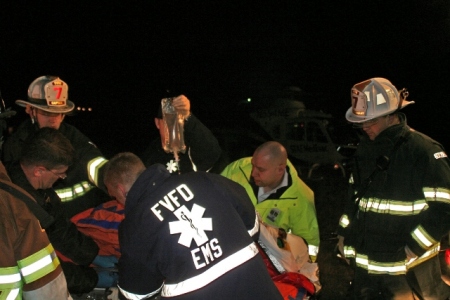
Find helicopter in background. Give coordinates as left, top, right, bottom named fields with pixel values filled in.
left=211, top=89, right=359, bottom=179
left=248, top=98, right=357, bottom=179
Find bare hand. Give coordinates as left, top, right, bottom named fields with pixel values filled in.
left=172, top=95, right=191, bottom=119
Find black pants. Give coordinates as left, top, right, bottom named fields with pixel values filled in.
left=352, top=267, right=417, bottom=300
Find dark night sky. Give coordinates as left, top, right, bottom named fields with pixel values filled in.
left=1, top=1, right=450, bottom=154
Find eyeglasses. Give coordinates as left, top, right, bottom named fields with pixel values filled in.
left=46, top=168, right=67, bottom=179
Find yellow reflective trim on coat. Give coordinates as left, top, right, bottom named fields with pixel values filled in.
left=0, top=266, right=21, bottom=288
left=359, top=197, right=427, bottom=215
left=55, top=181, right=94, bottom=202
left=355, top=253, right=407, bottom=275
left=88, top=156, right=108, bottom=186
left=17, top=244, right=60, bottom=284
left=412, top=225, right=438, bottom=250
left=406, top=243, right=440, bottom=269
left=343, top=246, right=355, bottom=258
left=423, top=187, right=450, bottom=204
left=339, top=214, right=350, bottom=228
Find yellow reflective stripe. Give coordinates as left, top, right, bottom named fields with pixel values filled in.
left=119, top=283, right=163, bottom=300
left=339, top=214, right=350, bottom=228
left=359, top=197, right=427, bottom=215
left=88, top=157, right=108, bottom=186
left=0, top=267, right=21, bottom=288
left=406, top=243, right=440, bottom=269
left=17, top=244, right=60, bottom=283
left=309, top=244, right=319, bottom=257
left=343, top=246, right=355, bottom=258
left=355, top=254, right=407, bottom=275
left=1, top=288, right=20, bottom=300
left=412, top=225, right=438, bottom=250
left=248, top=214, right=259, bottom=237
left=423, top=187, right=450, bottom=204
left=55, top=181, right=94, bottom=202
left=162, top=243, right=258, bottom=297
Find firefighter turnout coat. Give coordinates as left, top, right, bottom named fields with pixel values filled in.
left=338, top=113, right=450, bottom=275
left=0, top=163, right=69, bottom=299
left=2, top=120, right=110, bottom=218
left=220, top=158, right=320, bottom=260
left=118, top=164, right=282, bottom=300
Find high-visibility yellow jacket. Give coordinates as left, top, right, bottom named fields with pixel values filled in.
left=221, top=157, right=320, bottom=260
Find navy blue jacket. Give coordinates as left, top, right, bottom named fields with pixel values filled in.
left=118, top=164, right=282, bottom=300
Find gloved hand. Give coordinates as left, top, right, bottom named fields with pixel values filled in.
left=96, top=270, right=119, bottom=288
left=92, top=255, right=118, bottom=269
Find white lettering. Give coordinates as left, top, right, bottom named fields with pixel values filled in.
left=201, top=243, right=214, bottom=265
left=151, top=203, right=164, bottom=221
left=159, top=196, right=175, bottom=211
left=177, top=184, right=194, bottom=201
left=167, top=190, right=181, bottom=207
left=210, top=238, right=222, bottom=258
left=190, top=238, right=223, bottom=269
left=191, top=248, right=206, bottom=269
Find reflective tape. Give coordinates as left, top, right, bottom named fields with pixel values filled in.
left=88, top=157, right=108, bottom=186
left=412, top=225, right=437, bottom=250
left=55, top=181, right=94, bottom=202
left=17, top=244, right=59, bottom=283
left=248, top=214, right=259, bottom=237
left=118, top=283, right=162, bottom=300
left=162, top=242, right=258, bottom=297
left=359, top=197, right=427, bottom=215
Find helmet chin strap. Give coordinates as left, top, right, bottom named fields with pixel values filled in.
left=29, top=107, right=39, bottom=127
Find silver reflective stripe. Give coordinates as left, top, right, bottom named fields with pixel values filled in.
left=359, top=197, right=427, bottom=215
left=6, top=288, right=19, bottom=300
left=118, top=283, right=163, bottom=300
left=20, top=254, right=53, bottom=277
left=88, top=156, right=108, bottom=186
left=162, top=242, right=258, bottom=297
left=247, top=214, right=259, bottom=237
left=0, top=272, right=21, bottom=284
left=309, top=244, right=319, bottom=257
left=187, top=148, right=198, bottom=172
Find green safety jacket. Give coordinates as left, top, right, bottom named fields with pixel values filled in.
left=337, top=114, right=450, bottom=275
left=221, top=157, right=320, bottom=260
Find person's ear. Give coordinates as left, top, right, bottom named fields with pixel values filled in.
left=34, top=166, right=46, bottom=177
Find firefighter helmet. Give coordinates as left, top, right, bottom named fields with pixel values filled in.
left=16, top=76, right=75, bottom=114
left=345, top=77, right=414, bottom=124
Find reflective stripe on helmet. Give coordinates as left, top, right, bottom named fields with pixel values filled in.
left=162, top=242, right=258, bottom=297
left=88, top=157, right=108, bottom=187
left=17, top=243, right=60, bottom=284
left=54, top=181, right=94, bottom=202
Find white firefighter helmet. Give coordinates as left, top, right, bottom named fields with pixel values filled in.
left=345, top=77, right=414, bottom=124
left=16, top=76, right=75, bottom=114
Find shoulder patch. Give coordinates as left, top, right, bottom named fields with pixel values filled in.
left=434, top=151, right=447, bottom=159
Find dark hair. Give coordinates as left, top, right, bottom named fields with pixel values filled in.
left=20, top=127, right=74, bottom=169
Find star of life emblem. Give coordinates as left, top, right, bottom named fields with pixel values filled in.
left=169, top=204, right=213, bottom=247
left=166, top=160, right=179, bottom=173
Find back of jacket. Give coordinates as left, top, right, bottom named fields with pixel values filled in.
left=118, top=164, right=282, bottom=300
